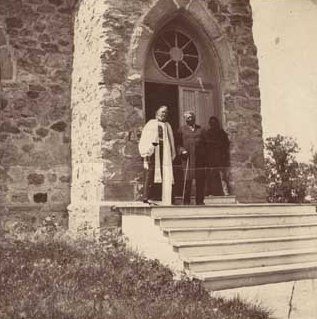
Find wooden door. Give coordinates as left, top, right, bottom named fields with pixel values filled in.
left=179, top=87, right=214, bottom=129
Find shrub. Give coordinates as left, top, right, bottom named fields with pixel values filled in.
left=265, top=135, right=307, bottom=203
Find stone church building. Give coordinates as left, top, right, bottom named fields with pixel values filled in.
left=1, top=0, right=266, bottom=230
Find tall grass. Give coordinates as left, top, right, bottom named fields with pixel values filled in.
left=0, top=221, right=271, bottom=319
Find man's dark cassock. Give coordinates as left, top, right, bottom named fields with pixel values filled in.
left=204, top=124, right=230, bottom=196
left=177, top=124, right=206, bottom=205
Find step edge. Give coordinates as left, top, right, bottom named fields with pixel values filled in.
left=183, top=247, right=317, bottom=263
left=154, top=213, right=317, bottom=220
left=151, top=204, right=316, bottom=208
left=197, top=261, right=317, bottom=279
left=172, top=234, right=317, bottom=247
left=163, top=222, right=317, bottom=232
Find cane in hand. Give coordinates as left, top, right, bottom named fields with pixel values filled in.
left=182, top=156, right=189, bottom=205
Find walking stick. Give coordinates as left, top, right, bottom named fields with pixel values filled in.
left=182, top=157, right=189, bottom=205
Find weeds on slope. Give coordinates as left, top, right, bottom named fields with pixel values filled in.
left=0, top=219, right=271, bottom=319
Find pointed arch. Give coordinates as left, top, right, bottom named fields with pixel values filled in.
left=128, top=0, right=238, bottom=88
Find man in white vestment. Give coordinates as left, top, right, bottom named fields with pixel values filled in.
left=138, top=106, right=176, bottom=205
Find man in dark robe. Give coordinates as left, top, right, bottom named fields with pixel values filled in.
left=177, top=111, right=206, bottom=205
left=205, top=116, right=230, bottom=196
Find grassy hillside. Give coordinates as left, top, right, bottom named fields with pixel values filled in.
left=0, top=222, right=271, bottom=319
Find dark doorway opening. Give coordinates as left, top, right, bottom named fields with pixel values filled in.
left=144, top=82, right=179, bottom=131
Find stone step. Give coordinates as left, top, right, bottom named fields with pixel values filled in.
left=174, top=196, right=237, bottom=205
left=155, top=213, right=317, bottom=228
left=204, top=196, right=237, bottom=204
left=198, top=261, right=317, bottom=291
left=151, top=204, right=316, bottom=218
left=183, top=248, right=317, bottom=272
left=173, top=234, right=317, bottom=257
left=121, top=203, right=317, bottom=290
left=163, top=223, right=317, bottom=241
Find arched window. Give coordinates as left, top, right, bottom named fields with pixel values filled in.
left=153, top=30, right=199, bottom=79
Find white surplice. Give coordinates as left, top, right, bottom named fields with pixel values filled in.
left=138, top=119, right=176, bottom=205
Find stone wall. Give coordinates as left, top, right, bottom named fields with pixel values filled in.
left=99, top=0, right=148, bottom=201
left=69, top=0, right=106, bottom=231
left=93, top=0, right=266, bottom=203
left=0, top=0, right=73, bottom=221
left=69, top=0, right=267, bottom=217
left=0, top=0, right=267, bottom=231
left=204, top=0, right=266, bottom=201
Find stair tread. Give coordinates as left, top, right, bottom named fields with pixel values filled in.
left=183, top=247, right=317, bottom=263
left=155, top=213, right=317, bottom=220
left=163, top=222, right=317, bottom=232
left=151, top=204, right=315, bottom=208
left=172, top=234, right=317, bottom=247
left=198, top=261, right=317, bottom=279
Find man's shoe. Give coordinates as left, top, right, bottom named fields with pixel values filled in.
left=143, top=200, right=158, bottom=206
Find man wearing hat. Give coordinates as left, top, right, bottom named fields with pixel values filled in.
left=176, top=111, right=206, bottom=205
left=138, top=106, right=176, bottom=205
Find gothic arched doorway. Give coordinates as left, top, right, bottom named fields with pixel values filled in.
left=144, top=15, right=221, bottom=129
left=144, top=14, right=222, bottom=198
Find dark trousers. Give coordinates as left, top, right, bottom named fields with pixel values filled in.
left=183, top=168, right=205, bottom=205
left=143, top=157, right=156, bottom=201
left=143, top=143, right=163, bottom=202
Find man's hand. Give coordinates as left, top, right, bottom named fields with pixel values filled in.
left=181, top=150, right=189, bottom=159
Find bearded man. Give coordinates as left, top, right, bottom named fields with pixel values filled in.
left=138, top=106, right=176, bottom=205
left=177, top=111, right=206, bottom=205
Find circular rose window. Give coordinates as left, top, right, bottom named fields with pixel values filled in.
left=153, top=30, right=199, bottom=79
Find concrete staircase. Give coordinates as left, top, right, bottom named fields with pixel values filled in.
left=152, top=203, right=317, bottom=290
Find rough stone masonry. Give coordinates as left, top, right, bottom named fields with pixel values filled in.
left=0, top=0, right=266, bottom=231
left=0, top=0, right=73, bottom=228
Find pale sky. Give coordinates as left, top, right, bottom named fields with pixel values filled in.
left=251, top=0, right=317, bottom=162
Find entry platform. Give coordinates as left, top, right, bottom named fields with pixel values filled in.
left=104, top=200, right=317, bottom=290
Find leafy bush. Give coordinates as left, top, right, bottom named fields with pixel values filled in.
left=264, top=135, right=317, bottom=203
left=0, top=228, right=271, bottom=319
left=265, top=135, right=307, bottom=203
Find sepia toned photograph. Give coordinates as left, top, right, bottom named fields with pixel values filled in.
left=1, top=0, right=317, bottom=318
